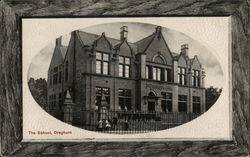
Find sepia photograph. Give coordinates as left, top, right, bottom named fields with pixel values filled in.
left=25, top=20, right=226, bottom=136
left=2, top=0, right=249, bottom=156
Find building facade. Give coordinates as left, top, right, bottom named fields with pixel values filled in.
left=47, top=26, right=206, bottom=119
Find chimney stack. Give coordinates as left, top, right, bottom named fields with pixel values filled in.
left=120, top=26, right=128, bottom=41
left=155, top=26, right=162, bottom=32
left=155, top=26, right=162, bottom=38
left=56, top=36, right=62, bottom=46
left=181, top=44, right=189, bottom=57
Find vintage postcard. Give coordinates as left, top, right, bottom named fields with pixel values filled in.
left=22, top=17, right=231, bottom=141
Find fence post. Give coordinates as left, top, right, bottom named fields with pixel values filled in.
left=63, top=90, right=74, bottom=124
left=97, top=93, right=109, bottom=132
left=98, top=93, right=109, bottom=120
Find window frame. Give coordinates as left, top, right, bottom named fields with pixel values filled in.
left=49, top=94, right=56, bottom=110
left=49, top=69, right=53, bottom=86
left=178, top=95, right=188, bottom=113
left=58, top=64, right=62, bottom=83
left=161, top=92, right=173, bottom=112
left=118, top=89, right=132, bottom=111
left=178, top=67, right=187, bottom=85
left=192, top=69, right=200, bottom=87
left=192, top=96, right=201, bottom=113
left=95, top=87, right=110, bottom=107
left=53, top=67, right=58, bottom=85
left=96, top=51, right=110, bottom=75
left=118, top=55, right=131, bottom=78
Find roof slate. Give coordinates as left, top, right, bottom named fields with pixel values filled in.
left=134, top=33, right=155, bottom=53
left=77, top=31, right=137, bottom=52
left=75, top=30, right=183, bottom=59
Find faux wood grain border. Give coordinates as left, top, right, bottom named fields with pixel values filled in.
left=0, top=0, right=249, bottom=156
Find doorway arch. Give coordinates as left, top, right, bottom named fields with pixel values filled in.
left=148, top=91, right=156, bottom=112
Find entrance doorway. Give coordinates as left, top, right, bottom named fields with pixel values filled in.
left=148, top=101, right=155, bottom=112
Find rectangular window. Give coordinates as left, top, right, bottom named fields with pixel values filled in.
left=178, top=67, right=187, bottom=85
left=53, top=67, right=58, bottom=85
left=119, top=56, right=130, bottom=78
left=103, top=53, right=109, bottom=61
left=103, top=62, right=108, bottom=75
left=95, top=87, right=110, bottom=108
left=125, top=57, right=130, bottom=64
left=65, top=61, right=69, bottom=82
left=96, top=52, right=109, bottom=75
left=157, top=68, right=161, bottom=81
left=96, top=61, right=101, bottom=74
left=119, top=56, right=124, bottom=64
left=58, top=64, right=62, bottom=83
left=125, top=65, right=129, bottom=77
left=192, top=96, right=201, bottom=113
left=152, top=67, right=162, bottom=81
left=49, top=70, right=53, bottom=86
left=166, top=69, right=171, bottom=82
left=59, top=71, right=62, bottom=83
left=178, top=95, right=187, bottom=113
left=192, top=70, right=200, bottom=87
left=118, top=89, right=132, bottom=111
left=96, top=52, right=102, bottom=60
left=119, top=64, right=123, bottom=77
left=161, top=92, right=172, bottom=112
left=153, top=67, right=156, bottom=80
left=49, top=94, right=56, bottom=110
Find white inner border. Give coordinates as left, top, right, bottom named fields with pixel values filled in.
left=22, top=17, right=232, bottom=141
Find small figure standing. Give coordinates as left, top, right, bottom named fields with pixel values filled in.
left=124, top=106, right=128, bottom=111
left=97, top=119, right=103, bottom=131
left=124, top=120, right=129, bottom=131
left=105, top=119, right=111, bottom=131
left=112, top=117, right=118, bottom=129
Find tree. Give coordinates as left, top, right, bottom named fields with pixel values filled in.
left=205, top=86, right=222, bottom=111
left=28, top=78, right=47, bottom=110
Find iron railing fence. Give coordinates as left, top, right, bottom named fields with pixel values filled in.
left=59, top=110, right=202, bottom=134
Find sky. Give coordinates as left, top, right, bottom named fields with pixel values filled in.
left=28, top=22, right=224, bottom=89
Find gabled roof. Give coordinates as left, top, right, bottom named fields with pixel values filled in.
left=76, top=30, right=137, bottom=53
left=75, top=29, right=194, bottom=61
left=59, top=46, right=68, bottom=59
left=134, top=34, right=154, bottom=53
left=49, top=46, right=65, bottom=69
left=77, top=31, right=100, bottom=45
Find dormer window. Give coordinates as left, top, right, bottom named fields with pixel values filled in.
left=119, top=56, right=130, bottom=78
left=96, top=52, right=109, bottom=75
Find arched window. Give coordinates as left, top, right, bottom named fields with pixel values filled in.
left=152, top=54, right=166, bottom=64
left=148, top=91, right=156, bottom=97
left=154, top=56, right=165, bottom=64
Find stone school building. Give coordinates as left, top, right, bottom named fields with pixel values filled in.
left=47, top=26, right=206, bottom=120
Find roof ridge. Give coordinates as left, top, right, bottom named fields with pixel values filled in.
left=78, top=30, right=135, bottom=45
left=134, top=33, right=154, bottom=44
